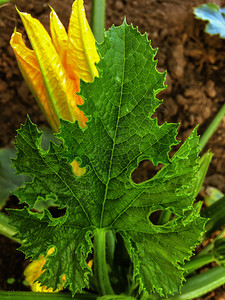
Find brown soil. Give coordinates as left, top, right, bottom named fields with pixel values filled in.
left=1, top=0, right=225, bottom=298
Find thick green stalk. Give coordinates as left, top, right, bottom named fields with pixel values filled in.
left=166, top=266, right=225, bottom=299
left=0, top=213, right=21, bottom=243
left=199, top=101, right=225, bottom=151
left=91, top=0, right=106, bottom=43
left=94, top=228, right=114, bottom=295
left=0, top=291, right=97, bottom=299
left=106, top=230, right=115, bottom=267
left=183, top=253, right=214, bottom=274
left=0, top=222, right=20, bottom=243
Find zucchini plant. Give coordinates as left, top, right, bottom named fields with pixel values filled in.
left=7, top=0, right=207, bottom=298
left=3, top=1, right=225, bottom=299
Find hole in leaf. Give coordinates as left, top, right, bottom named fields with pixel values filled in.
left=48, top=206, right=66, bottom=218
left=149, top=209, right=176, bottom=225
left=132, top=160, right=164, bottom=184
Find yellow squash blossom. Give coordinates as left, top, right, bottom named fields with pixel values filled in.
left=24, top=247, right=93, bottom=293
left=10, top=0, right=99, bottom=133
left=23, top=247, right=65, bottom=292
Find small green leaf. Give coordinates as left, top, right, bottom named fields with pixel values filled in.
left=6, top=278, right=15, bottom=284
left=194, top=3, right=225, bottom=38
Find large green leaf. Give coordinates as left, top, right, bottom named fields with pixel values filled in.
left=10, top=22, right=205, bottom=296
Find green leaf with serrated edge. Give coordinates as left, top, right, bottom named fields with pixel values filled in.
left=10, top=22, right=205, bottom=296
left=9, top=207, right=94, bottom=292
left=0, top=129, right=58, bottom=211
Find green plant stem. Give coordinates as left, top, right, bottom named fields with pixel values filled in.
left=91, top=0, right=106, bottom=43
left=0, top=291, right=97, bottom=299
left=94, top=228, right=114, bottom=295
left=106, top=230, right=115, bottom=267
left=157, top=210, right=171, bottom=225
left=0, top=213, right=21, bottom=243
left=193, top=151, right=213, bottom=198
left=166, top=266, right=225, bottom=299
left=199, top=101, right=225, bottom=152
left=0, top=223, right=20, bottom=243
left=183, top=253, right=214, bottom=274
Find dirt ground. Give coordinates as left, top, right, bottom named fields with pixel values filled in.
left=1, top=0, right=225, bottom=298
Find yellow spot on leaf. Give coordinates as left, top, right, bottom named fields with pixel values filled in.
left=70, top=160, right=86, bottom=177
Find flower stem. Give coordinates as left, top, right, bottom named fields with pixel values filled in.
left=91, top=0, right=106, bottom=43
left=94, top=228, right=114, bottom=295
left=199, top=101, right=225, bottom=152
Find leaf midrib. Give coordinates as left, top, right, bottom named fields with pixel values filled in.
left=99, top=26, right=126, bottom=228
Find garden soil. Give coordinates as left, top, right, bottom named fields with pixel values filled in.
left=1, top=0, right=225, bottom=298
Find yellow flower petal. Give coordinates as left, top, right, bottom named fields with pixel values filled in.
left=10, top=31, right=59, bottom=132
left=49, top=7, right=86, bottom=126
left=17, top=9, right=86, bottom=127
left=68, top=0, right=100, bottom=82
left=49, top=8, right=69, bottom=71
left=24, top=255, right=46, bottom=285
left=88, top=259, right=93, bottom=269
left=24, top=247, right=65, bottom=293
left=24, top=255, right=50, bottom=292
